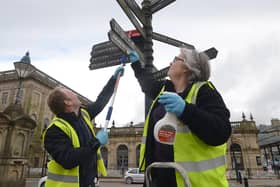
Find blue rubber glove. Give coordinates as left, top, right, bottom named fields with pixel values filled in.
left=96, top=129, right=109, bottom=145
left=158, top=92, right=186, bottom=117
left=129, top=50, right=139, bottom=63
left=113, top=66, right=124, bottom=79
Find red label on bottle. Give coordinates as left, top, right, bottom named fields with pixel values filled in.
left=157, top=125, right=176, bottom=143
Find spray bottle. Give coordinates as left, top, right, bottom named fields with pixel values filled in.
left=154, top=112, right=179, bottom=145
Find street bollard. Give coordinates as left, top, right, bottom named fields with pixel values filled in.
left=243, top=177, right=249, bottom=187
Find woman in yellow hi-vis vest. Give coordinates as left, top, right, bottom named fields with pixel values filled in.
left=43, top=66, right=124, bottom=187
left=128, top=48, right=231, bottom=187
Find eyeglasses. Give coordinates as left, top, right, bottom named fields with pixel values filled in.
left=173, top=56, right=185, bottom=63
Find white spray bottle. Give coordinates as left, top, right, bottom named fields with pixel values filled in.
left=153, top=112, right=179, bottom=145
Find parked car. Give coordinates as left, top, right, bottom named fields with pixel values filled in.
left=124, top=168, right=144, bottom=184
left=37, top=176, right=99, bottom=187
left=38, top=176, right=47, bottom=187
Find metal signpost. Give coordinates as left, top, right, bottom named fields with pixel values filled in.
left=89, top=0, right=219, bottom=115
left=152, top=32, right=195, bottom=49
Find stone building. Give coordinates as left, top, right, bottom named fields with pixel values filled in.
left=0, top=53, right=92, bottom=180
left=227, top=114, right=262, bottom=178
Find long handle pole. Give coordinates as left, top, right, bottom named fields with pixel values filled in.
left=103, top=55, right=127, bottom=130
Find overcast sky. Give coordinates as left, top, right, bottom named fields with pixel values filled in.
left=1, top=0, right=280, bottom=127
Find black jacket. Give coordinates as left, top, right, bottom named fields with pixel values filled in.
left=44, top=76, right=116, bottom=187
left=131, top=62, right=231, bottom=187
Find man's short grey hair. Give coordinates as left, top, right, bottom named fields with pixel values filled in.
left=180, top=47, right=210, bottom=82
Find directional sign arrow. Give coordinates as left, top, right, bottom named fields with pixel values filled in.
left=109, top=18, right=145, bottom=64
left=116, top=0, right=146, bottom=38
left=89, top=56, right=123, bottom=70
left=152, top=32, right=195, bottom=49
left=89, top=41, right=126, bottom=70
left=91, top=41, right=121, bottom=58
left=151, top=66, right=169, bottom=80
left=124, top=0, right=146, bottom=25
left=151, top=0, right=176, bottom=14
left=92, top=41, right=114, bottom=51
left=151, top=48, right=219, bottom=79
left=203, top=47, right=218, bottom=60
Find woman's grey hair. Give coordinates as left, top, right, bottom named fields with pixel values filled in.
left=180, top=47, right=210, bottom=82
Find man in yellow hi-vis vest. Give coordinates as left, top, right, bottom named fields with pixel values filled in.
left=129, top=48, right=231, bottom=187
left=43, top=66, right=124, bottom=187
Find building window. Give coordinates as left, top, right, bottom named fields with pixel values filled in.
left=117, top=144, right=128, bottom=170
left=1, top=92, right=9, bottom=105
left=230, top=143, right=244, bottom=170
left=256, top=156, right=262, bottom=166
left=31, top=91, right=41, bottom=109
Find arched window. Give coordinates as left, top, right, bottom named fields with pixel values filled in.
left=117, top=144, right=128, bottom=170
left=136, top=144, right=141, bottom=167
left=101, top=147, right=108, bottom=168
left=230, top=143, right=244, bottom=170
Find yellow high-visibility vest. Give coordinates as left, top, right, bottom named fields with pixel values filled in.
left=43, top=109, right=107, bottom=187
left=139, top=81, right=228, bottom=187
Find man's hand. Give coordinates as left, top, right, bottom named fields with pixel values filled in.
left=113, top=66, right=124, bottom=79
left=96, top=129, right=109, bottom=145
left=158, top=92, right=186, bottom=117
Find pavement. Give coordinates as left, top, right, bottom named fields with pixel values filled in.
left=228, top=179, right=280, bottom=187
left=99, top=177, right=280, bottom=187
left=26, top=176, right=280, bottom=187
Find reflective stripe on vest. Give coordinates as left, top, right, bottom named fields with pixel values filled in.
left=139, top=81, right=228, bottom=187
left=47, top=172, right=78, bottom=183
left=178, top=155, right=226, bottom=172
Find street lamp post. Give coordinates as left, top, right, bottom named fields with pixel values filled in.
left=14, top=52, right=34, bottom=104
left=41, top=123, right=49, bottom=177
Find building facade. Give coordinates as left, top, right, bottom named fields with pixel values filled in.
left=0, top=59, right=92, bottom=180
